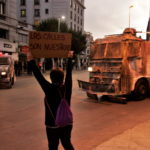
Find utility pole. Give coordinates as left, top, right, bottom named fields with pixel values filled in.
left=129, top=5, right=134, bottom=28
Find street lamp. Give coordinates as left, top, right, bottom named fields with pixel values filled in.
left=129, top=5, right=134, bottom=28
left=57, top=16, right=66, bottom=68
left=58, top=16, right=66, bottom=32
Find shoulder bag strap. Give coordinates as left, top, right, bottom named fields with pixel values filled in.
left=44, top=97, right=55, bottom=121
left=57, top=85, right=66, bottom=99
left=45, top=85, right=66, bottom=120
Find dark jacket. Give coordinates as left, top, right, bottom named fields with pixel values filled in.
left=29, top=59, right=73, bottom=127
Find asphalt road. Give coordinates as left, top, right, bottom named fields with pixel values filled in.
left=1, top=71, right=150, bottom=150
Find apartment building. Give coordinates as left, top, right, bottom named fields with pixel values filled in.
left=17, top=0, right=85, bottom=32
left=0, top=0, right=18, bottom=59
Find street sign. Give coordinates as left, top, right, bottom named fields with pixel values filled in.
left=29, top=31, right=72, bottom=58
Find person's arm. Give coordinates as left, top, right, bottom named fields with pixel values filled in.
left=27, top=51, right=49, bottom=93
left=29, top=60, right=50, bottom=92
left=64, top=58, right=73, bottom=105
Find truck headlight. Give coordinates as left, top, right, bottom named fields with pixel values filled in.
left=88, top=67, right=93, bottom=72
left=1, top=72, right=7, bottom=76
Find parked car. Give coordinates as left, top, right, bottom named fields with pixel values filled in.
left=0, top=54, right=15, bottom=88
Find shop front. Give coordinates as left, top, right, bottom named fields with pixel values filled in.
left=19, top=45, right=30, bottom=74
left=0, top=40, right=18, bottom=61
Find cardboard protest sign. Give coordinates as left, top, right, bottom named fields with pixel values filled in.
left=29, top=31, right=72, bottom=58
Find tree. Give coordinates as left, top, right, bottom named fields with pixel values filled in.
left=35, top=18, right=68, bottom=32
left=69, top=30, right=87, bottom=55
left=68, top=30, right=87, bottom=69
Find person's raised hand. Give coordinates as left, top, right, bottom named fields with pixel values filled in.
left=27, top=51, right=34, bottom=61
left=67, top=51, right=74, bottom=58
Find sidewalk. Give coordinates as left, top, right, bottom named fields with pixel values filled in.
left=94, top=120, right=150, bottom=150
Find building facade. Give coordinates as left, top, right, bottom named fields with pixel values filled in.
left=17, top=0, right=85, bottom=32
left=0, top=0, right=18, bottom=60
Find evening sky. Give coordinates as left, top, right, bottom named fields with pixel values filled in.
left=84, top=0, right=150, bottom=39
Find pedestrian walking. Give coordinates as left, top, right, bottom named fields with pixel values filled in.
left=14, top=61, right=19, bottom=76
left=18, top=61, right=22, bottom=76
left=27, top=51, right=75, bottom=150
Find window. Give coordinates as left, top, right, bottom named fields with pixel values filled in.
left=20, top=9, right=26, bottom=17
left=74, top=24, right=76, bottom=31
left=18, top=33, right=28, bottom=43
left=70, top=22, right=72, bottom=29
left=78, top=16, right=79, bottom=23
left=70, top=11, right=72, bottom=19
left=34, top=9, right=40, bottom=17
left=0, top=2, right=5, bottom=15
left=45, top=9, right=49, bottom=14
left=74, top=3, right=76, bottom=10
left=70, top=0, right=72, bottom=7
left=80, top=19, right=82, bottom=25
left=0, top=28, right=9, bottom=39
left=0, top=57, right=10, bottom=65
left=76, top=6, right=78, bottom=12
left=34, top=0, right=40, bottom=5
left=78, top=7, right=80, bottom=13
left=45, top=0, right=48, bottom=2
left=20, top=0, right=26, bottom=6
left=81, top=9, right=83, bottom=16
left=74, top=14, right=76, bottom=21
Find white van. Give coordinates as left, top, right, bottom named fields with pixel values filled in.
left=0, top=54, right=15, bottom=88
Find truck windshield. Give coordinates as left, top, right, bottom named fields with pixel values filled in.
left=0, top=58, right=9, bottom=65
left=106, top=43, right=122, bottom=58
left=92, top=43, right=122, bottom=59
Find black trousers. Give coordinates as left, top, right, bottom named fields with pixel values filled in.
left=46, top=125, right=74, bottom=150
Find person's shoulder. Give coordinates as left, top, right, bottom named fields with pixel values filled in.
left=51, top=83, right=64, bottom=89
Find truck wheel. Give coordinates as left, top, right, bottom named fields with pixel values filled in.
left=133, top=80, right=148, bottom=100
